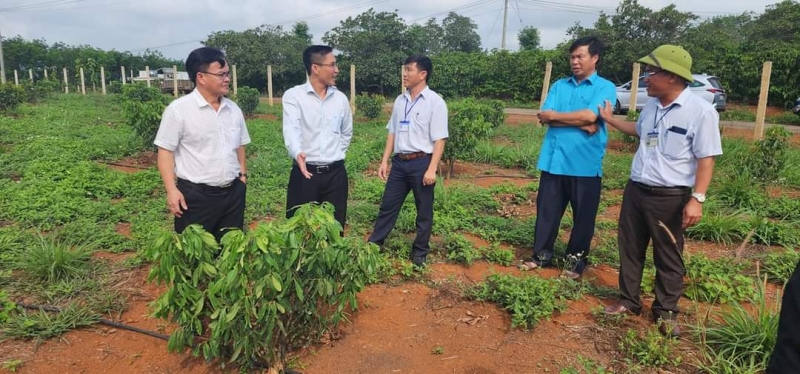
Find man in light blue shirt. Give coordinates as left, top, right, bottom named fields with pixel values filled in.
left=369, top=55, right=448, bottom=268
left=521, top=36, right=616, bottom=279
left=282, top=45, right=353, bottom=229
left=599, top=45, right=722, bottom=338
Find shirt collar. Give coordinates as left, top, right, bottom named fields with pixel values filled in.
left=191, top=88, right=227, bottom=110
left=303, top=81, right=338, bottom=96
left=657, top=87, right=692, bottom=109
left=570, top=72, right=598, bottom=86
left=404, top=85, right=430, bottom=100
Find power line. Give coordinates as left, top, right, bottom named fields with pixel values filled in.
left=0, top=0, right=86, bottom=13
left=410, top=0, right=497, bottom=23
left=13, top=0, right=129, bottom=12
left=484, top=7, right=505, bottom=47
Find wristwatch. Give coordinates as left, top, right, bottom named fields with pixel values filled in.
left=238, top=172, right=248, bottom=178
left=691, top=192, right=706, bottom=203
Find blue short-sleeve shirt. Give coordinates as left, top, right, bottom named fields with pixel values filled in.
left=537, top=72, right=617, bottom=177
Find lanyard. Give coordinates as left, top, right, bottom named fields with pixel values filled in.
left=653, top=105, right=676, bottom=131
left=403, top=95, right=422, bottom=122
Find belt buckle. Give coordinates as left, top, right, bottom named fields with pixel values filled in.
left=316, top=165, right=330, bottom=173
left=219, top=181, right=233, bottom=188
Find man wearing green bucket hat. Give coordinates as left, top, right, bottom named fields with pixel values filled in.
left=598, top=45, right=723, bottom=338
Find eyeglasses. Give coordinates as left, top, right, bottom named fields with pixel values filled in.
left=643, top=69, right=668, bottom=78
left=315, top=62, right=338, bottom=69
left=201, top=70, right=231, bottom=79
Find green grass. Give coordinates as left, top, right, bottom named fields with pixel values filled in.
left=13, top=234, right=94, bottom=283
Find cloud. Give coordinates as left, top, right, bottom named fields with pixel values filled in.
left=0, top=0, right=780, bottom=60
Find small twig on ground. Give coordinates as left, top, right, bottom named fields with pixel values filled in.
left=735, top=229, right=756, bottom=259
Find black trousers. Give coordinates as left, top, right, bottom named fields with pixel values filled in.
left=369, top=155, right=434, bottom=265
left=531, top=171, right=601, bottom=273
left=286, top=161, right=348, bottom=230
left=617, top=180, right=690, bottom=320
left=175, top=178, right=246, bottom=244
left=767, top=261, right=800, bottom=373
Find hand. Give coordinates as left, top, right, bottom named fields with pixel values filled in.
left=166, top=188, right=187, bottom=218
left=295, top=153, right=312, bottom=179
left=579, top=124, right=598, bottom=135
left=378, top=161, right=389, bottom=181
left=682, top=199, right=703, bottom=228
left=239, top=176, right=247, bottom=184
left=423, top=169, right=437, bottom=186
left=598, top=100, right=615, bottom=123
left=537, top=110, right=557, bottom=124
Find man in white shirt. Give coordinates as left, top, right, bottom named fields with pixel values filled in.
left=368, top=55, right=448, bottom=267
left=154, top=47, right=250, bottom=243
left=599, top=45, right=722, bottom=338
left=282, top=45, right=353, bottom=230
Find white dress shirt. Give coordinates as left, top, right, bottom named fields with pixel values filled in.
left=282, top=82, right=353, bottom=164
left=154, top=89, right=250, bottom=186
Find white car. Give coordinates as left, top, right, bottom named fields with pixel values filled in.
left=614, top=74, right=727, bottom=113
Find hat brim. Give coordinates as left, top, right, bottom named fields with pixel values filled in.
left=637, top=55, right=694, bottom=83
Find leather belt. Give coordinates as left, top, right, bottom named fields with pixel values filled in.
left=177, top=178, right=237, bottom=191
left=631, top=181, right=690, bottom=196
left=299, top=160, right=344, bottom=174
left=395, top=152, right=429, bottom=161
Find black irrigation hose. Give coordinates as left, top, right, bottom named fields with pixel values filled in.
left=16, top=303, right=303, bottom=374
left=17, top=303, right=170, bottom=340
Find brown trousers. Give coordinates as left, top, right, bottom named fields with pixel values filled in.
left=617, top=180, right=690, bottom=321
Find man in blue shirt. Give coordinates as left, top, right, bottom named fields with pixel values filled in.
left=521, top=36, right=616, bottom=279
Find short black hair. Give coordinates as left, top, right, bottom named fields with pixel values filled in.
left=569, top=36, right=604, bottom=57
left=404, top=55, right=433, bottom=83
left=303, top=45, right=334, bottom=75
left=186, top=47, right=227, bottom=84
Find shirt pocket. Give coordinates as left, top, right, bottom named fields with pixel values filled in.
left=330, top=113, right=342, bottom=134
left=662, top=127, right=690, bottom=159
left=227, top=125, right=242, bottom=150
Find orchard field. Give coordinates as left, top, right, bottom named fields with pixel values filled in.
left=1, top=92, right=800, bottom=374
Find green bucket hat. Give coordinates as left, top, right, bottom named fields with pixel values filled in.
left=638, top=45, right=693, bottom=82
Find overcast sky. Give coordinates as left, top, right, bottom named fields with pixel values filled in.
left=0, top=0, right=783, bottom=59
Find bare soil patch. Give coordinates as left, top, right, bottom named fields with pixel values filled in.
left=105, top=151, right=157, bottom=173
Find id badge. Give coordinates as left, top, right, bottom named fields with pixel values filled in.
left=399, top=120, right=410, bottom=132
left=646, top=132, right=658, bottom=147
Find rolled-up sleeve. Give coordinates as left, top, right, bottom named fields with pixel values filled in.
left=154, top=105, right=181, bottom=151
left=282, top=90, right=303, bottom=160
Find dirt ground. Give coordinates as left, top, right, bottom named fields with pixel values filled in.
left=2, top=111, right=794, bottom=374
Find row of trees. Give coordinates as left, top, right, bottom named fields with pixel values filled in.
left=3, top=1, right=800, bottom=105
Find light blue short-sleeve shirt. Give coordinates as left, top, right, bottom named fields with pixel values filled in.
left=537, top=72, right=617, bottom=177
left=387, top=86, right=448, bottom=154
left=631, top=87, right=723, bottom=187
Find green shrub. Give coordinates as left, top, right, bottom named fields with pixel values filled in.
left=443, top=98, right=496, bottom=178
left=684, top=254, right=755, bottom=304
left=696, top=280, right=779, bottom=373
left=620, top=326, right=682, bottom=367
left=0, top=83, right=25, bottom=113
left=120, top=83, right=170, bottom=149
left=146, top=203, right=381, bottom=370
left=443, top=232, right=482, bottom=265
left=107, top=81, right=123, bottom=94
left=355, top=93, right=384, bottom=119
left=233, top=86, right=260, bottom=116
left=12, top=234, right=95, bottom=284
left=476, top=99, right=507, bottom=128
left=746, top=126, right=791, bottom=184
left=626, top=110, right=640, bottom=122
left=484, top=244, right=515, bottom=266
left=761, top=249, right=800, bottom=284
left=470, top=273, right=569, bottom=329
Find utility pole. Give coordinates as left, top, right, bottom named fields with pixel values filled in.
left=501, top=0, right=509, bottom=50
left=0, top=29, right=6, bottom=84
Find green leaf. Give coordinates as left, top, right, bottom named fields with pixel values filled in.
left=271, top=274, right=282, bottom=292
